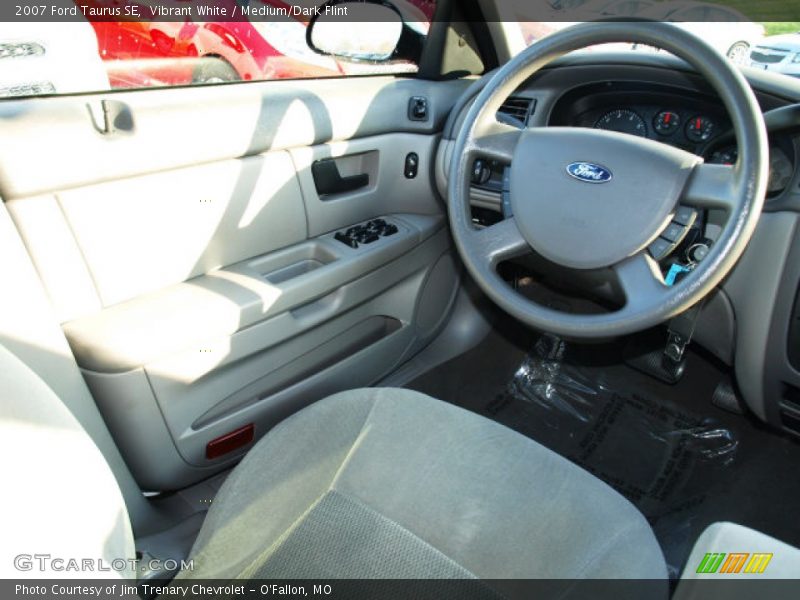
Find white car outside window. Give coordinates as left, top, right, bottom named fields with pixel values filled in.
left=0, top=22, right=109, bottom=98
left=749, top=33, right=800, bottom=78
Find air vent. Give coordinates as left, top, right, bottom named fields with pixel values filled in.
left=497, top=96, right=535, bottom=127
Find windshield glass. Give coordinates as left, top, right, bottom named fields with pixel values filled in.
left=517, top=10, right=800, bottom=84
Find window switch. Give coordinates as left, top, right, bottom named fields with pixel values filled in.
left=335, top=231, right=358, bottom=248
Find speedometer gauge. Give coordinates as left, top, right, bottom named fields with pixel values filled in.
left=595, top=109, right=647, bottom=137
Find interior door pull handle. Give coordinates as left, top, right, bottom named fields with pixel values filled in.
left=311, top=159, right=369, bottom=196
left=87, top=100, right=134, bottom=135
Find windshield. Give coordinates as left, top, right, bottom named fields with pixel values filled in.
left=517, top=16, right=800, bottom=83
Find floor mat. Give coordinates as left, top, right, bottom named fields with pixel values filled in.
left=408, top=322, right=800, bottom=579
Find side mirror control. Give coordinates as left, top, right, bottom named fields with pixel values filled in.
left=408, top=96, right=428, bottom=121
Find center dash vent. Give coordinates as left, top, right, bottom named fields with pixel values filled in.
left=497, top=96, right=535, bottom=127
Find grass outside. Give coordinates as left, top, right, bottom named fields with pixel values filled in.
left=762, top=22, right=800, bottom=37
left=706, top=0, right=799, bottom=37
left=706, top=0, right=799, bottom=22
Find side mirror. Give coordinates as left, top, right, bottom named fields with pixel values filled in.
left=307, top=1, right=421, bottom=63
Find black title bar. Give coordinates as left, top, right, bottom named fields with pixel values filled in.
left=3, top=0, right=800, bottom=23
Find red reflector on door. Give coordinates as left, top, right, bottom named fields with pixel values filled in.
left=206, top=424, right=254, bottom=460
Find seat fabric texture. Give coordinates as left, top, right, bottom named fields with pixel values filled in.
left=179, top=388, right=667, bottom=588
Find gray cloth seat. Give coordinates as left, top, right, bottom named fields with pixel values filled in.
left=181, top=388, right=667, bottom=587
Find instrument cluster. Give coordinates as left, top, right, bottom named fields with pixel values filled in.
left=589, top=106, right=724, bottom=151
left=543, top=83, right=797, bottom=201
left=563, top=100, right=796, bottom=198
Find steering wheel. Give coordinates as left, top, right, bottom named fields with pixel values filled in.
left=448, top=22, right=768, bottom=338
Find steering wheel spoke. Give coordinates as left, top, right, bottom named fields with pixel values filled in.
left=472, top=217, right=529, bottom=265
left=469, top=120, right=522, bottom=164
left=681, top=163, right=739, bottom=212
left=613, top=252, right=666, bottom=307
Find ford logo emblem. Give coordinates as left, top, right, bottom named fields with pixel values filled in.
left=566, top=162, right=613, bottom=184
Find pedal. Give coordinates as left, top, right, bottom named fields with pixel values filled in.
left=664, top=330, right=690, bottom=363
left=624, top=340, right=686, bottom=384
left=712, top=378, right=746, bottom=415
left=638, top=294, right=706, bottom=383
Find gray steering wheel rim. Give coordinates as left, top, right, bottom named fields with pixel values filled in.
left=447, top=21, right=769, bottom=338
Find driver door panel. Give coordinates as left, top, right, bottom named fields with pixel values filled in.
left=0, top=75, right=468, bottom=490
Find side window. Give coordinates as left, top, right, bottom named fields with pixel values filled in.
left=1, top=0, right=436, bottom=98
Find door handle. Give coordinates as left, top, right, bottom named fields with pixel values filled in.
left=87, top=99, right=134, bottom=135
left=311, top=159, right=369, bottom=196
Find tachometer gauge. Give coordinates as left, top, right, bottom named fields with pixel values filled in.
left=686, top=116, right=715, bottom=143
left=653, top=111, right=680, bottom=135
left=708, top=145, right=794, bottom=195
left=768, top=147, right=794, bottom=195
left=595, top=109, right=647, bottom=137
